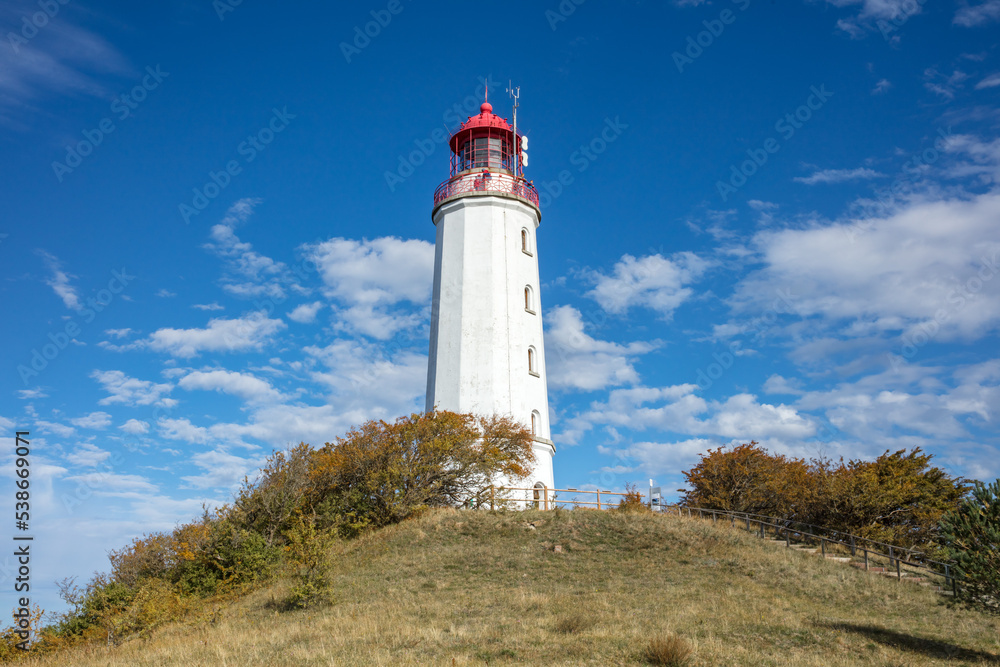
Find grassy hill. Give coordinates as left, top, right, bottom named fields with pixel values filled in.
left=20, top=508, right=1000, bottom=666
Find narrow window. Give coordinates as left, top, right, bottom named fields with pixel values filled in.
left=528, top=346, right=537, bottom=374
left=531, top=411, right=539, bottom=435
left=524, top=285, right=534, bottom=312
left=521, top=228, right=531, bottom=255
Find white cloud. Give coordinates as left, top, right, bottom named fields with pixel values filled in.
left=193, top=303, right=225, bottom=311
left=975, top=73, right=1000, bottom=89
left=954, top=0, right=1000, bottom=26
left=288, top=301, right=323, bottom=324
left=155, top=289, right=176, bottom=298
left=793, top=167, right=883, bottom=185
left=36, top=420, right=74, bottom=437
left=943, top=134, right=1000, bottom=183
left=65, top=472, right=157, bottom=495
left=158, top=418, right=210, bottom=445
left=37, top=250, right=80, bottom=310
left=105, top=328, right=133, bottom=339
left=70, top=412, right=112, bottom=430
left=182, top=449, right=264, bottom=490
left=603, top=438, right=716, bottom=477
left=303, top=237, right=434, bottom=339
left=545, top=305, right=658, bottom=391
left=305, top=339, right=427, bottom=419
left=203, top=199, right=298, bottom=300
left=872, top=79, right=892, bottom=94
left=66, top=443, right=111, bottom=468
left=923, top=68, right=970, bottom=100
left=91, top=370, right=173, bottom=406
left=0, top=14, right=130, bottom=117
left=17, top=389, right=47, bottom=400
left=178, top=370, right=284, bottom=404
left=144, top=311, right=286, bottom=358
left=559, top=384, right=815, bottom=445
left=119, top=419, right=150, bottom=435
left=585, top=252, right=709, bottom=318
left=729, top=191, right=1000, bottom=348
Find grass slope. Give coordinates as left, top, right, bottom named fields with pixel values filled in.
left=23, top=509, right=1000, bottom=666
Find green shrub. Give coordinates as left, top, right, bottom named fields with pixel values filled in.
left=284, top=514, right=334, bottom=609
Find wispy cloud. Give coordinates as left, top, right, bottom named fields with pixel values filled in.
left=954, top=0, right=1000, bottom=26
left=0, top=6, right=130, bottom=121
left=974, top=72, right=1000, bottom=89
left=793, top=167, right=884, bottom=185
left=37, top=249, right=81, bottom=310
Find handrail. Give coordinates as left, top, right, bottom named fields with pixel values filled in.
left=664, top=504, right=962, bottom=595
left=433, top=172, right=540, bottom=209
left=466, top=485, right=632, bottom=511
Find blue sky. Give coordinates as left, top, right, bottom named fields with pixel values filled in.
left=2, top=0, right=999, bottom=615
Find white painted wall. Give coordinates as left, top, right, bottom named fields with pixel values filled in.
left=426, top=189, right=555, bottom=494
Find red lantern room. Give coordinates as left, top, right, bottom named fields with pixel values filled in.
left=432, top=91, right=539, bottom=215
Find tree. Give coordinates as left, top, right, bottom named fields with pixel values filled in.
left=680, top=442, right=814, bottom=517
left=813, top=448, right=968, bottom=549
left=940, top=479, right=1000, bottom=613
left=681, top=443, right=968, bottom=551
left=306, top=411, right=534, bottom=529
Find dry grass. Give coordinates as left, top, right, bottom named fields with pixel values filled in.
left=16, top=509, right=1000, bottom=665
left=645, top=634, right=693, bottom=666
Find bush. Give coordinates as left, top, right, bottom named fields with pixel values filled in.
left=681, top=443, right=969, bottom=550
left=940, top=478, right=1000, bottom=613
left=617, top=483, right=649, bottom=513
left=681, top=442, right=813, bottom=517
left=306, top=411, right=535, bottom=529
left=284, top=514, right=335, bottom=609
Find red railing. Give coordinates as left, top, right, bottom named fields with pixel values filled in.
left=433, top=172, right=540, bottom=209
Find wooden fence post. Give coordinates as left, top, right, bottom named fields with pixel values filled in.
left=597, top=490, right=601, bottom=510
left=864, top=550, right=869, bottom=571
left=490, top=485, right=495, bottom=511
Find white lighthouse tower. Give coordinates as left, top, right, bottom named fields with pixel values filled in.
left=425, top=88, right=555, bottom=499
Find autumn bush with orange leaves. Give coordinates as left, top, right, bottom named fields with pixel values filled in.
left=5, top=411, right=533, bottom=655
left=680, top=441, right=970, bottom=552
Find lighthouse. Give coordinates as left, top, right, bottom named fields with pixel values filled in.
left=425, top=88, right=555, bottom=500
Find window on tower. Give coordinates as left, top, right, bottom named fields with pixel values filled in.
left=531, top=410, right=541, bottom=435
left=528, top=346, right=538, bottom=376
left=524, top=285, right=534, bottom=313
left=521, top=228, right=531, bottom=255
left=460, top=137, right=506, bottom=170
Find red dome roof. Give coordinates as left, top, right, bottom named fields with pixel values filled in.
left=458, top=102, right=512, bottom=132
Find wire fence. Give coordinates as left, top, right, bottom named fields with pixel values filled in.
left=661, top=504, right=962, bottom=595
left=464, top=486, right=964, bottom=596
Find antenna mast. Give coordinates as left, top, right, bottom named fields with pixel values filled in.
left=507, top=81, right=521, bottom=177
